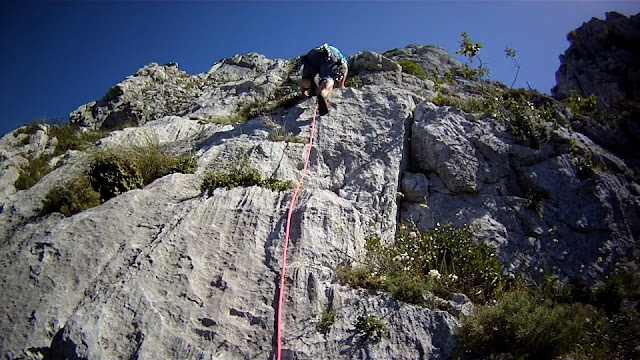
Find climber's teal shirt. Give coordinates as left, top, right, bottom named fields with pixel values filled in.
left=302, top=44, right=348, bottom=82
left=327, top=45, right=347, bottom=64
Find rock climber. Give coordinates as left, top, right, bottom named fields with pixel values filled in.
left=300, top=43, right=349, bottom=116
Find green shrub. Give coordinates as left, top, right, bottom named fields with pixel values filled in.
left=457, top=269, right=640, bottom=360
left=456, top=32, right=491, bottom=80
left=345, top=74, right=364, bottom=88
left=431, top=92, right=463, bottom=108
left=567, top=89, right=597, bottom=115
left=171, top=155, right=198, bottom=174
left=14, top=123, right=43, bottom=137
left=125, top=140, right=197, bottom=185
left=399, top=60, right=427, bottom=80
left=569, top=138, right=597, bottom=179
left=260, top=177, right=293, bottom=192
left=43, top=175, right=101, bottom=217
left=14, top=123, right=110, bottom=190
left=525, top=189, right=546, bottom=219
left=15, top=155, right=53, bottom=190
left=339, top=223, right=504, bottom=304
left=88, top=153, right=144, bottom=201
left=444, top=69, right=455, bottom=84
left=502, top=94, right=552, bottom=149
left=354, top=314, right=386, bottom=341
left=317, top=309, right=337, bottom=335
left=456, top=288, right=602, bottom=360
left=201, top=162, right=292, bottom=195
left=202, top=166, right=261, bottom=195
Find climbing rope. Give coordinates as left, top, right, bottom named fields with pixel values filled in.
left=276, top=102, right=318, bottom=360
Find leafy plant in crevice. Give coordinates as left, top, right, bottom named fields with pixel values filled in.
left=354, top=314, right=386, bottom=342
left=338, top=222, right=504, bottom=305
left=201, top=159, right=292, bottom=195
left=398, top=59, right=427, bottom=80
left=431, top=92, right=463, bottom=108
left=316, top=308, right=337, bottom=335
left=430, top=69, right=442, bottom=92
left=525, top=189, right=546, bottom=219
left=444, top=68, right=455, bottom=84
left=567, top=89, right=598, bottom=116
left=87, top=140, right=198, bottom=203
left=88, top=152, right=144, bottom=202
left=569, top=137, right=597, bottom=179
left=344, top=74, right=364, bottom=88
left=43, top=174, right=101, bottom=217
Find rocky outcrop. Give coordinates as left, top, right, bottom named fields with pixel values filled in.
left=403, top=102, right=639, bottom=282
left=553, top=11, right=640, bottom=107
left=553, top=11, right=640, bottom=170
left=1, top=36, right=639, bottom=359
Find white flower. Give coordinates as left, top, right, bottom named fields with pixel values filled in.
left=428, top=269, right=442, bottom=280
left=448, top=274, right=459, bottom=281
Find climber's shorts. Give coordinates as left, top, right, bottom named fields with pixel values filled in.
left=302, top=48, right=348, bottom=84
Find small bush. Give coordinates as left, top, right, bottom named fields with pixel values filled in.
left=457, top=268, right=640, bottom=360
left=201, top=162, right=292, bottom=195
left=88, top=153, right=144, bottom=201
left=15, top=155, right=53, bottom=190
left=14, top=123, right=43, bottom=137
left=354, top=314, right=386, bottom=341
left=444, top=69, right=455, bottom=84
left=317, top=309, right=337, bottom=335
left=502, top=93, right=552, bottom=149
left=569, top=138, right=596, bottom=179
left=525, top=189, right=546, bottom=219
left=345, top=74, right=364, bottom=88
left=456, top=288, right=601, bottom=359
left=431, top=92, right=463, bottom=108
left=171, top=155, right=198, bottom=174
left=43, top=175, right=101, bottom=217
left=567, top=89, right=597, bottom=115
left=14, top=123, right=110, bottom=190
left=260, top=177, right=293, bottom=192
left=339, top=223, right=504, bottom=304
left=399, top=60, right=427, bottom=80
left=456, top=32, right=491, bottom=80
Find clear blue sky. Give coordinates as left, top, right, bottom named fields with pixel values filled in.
left=1, top=1, right=638, bottom=136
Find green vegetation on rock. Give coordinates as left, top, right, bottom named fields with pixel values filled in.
left=456, top=269, right=640, bottom=360
left=338, top=222, right=504, bottom=305
left=399, top=59, right=427, bottom=80
left=202, top=160, right=292, bottom=195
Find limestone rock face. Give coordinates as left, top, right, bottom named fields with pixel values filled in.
left=404, top=101, right=640, bottom=282
left=552, top=11, right=640, bottom=175
left=1, top=38, right=639, bottom=359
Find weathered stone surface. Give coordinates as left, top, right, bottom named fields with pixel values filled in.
left=553, top=11, right=640, bottom=168
left=384, top=44, right=463, bottom=77
left=401, top=172, right=429, bottom=203
left=403, top=100, right=640, bottom=282
left=1, top=37, right=639, bottom=359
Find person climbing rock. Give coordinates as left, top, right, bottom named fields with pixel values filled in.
left=300, top=43, right=348, bottom=116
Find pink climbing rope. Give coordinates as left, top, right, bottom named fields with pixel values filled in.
left=276, top=103, right=318, bottom=360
